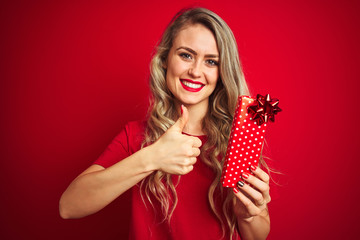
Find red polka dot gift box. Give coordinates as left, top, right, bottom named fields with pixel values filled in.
left=221, top=94, right=281, bottom=187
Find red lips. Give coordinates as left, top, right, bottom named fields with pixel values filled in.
left=180, top=79, right=205, bottom=92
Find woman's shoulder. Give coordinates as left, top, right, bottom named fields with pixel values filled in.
left=93, top=120, right=147, bottom=168
left=121, top=120, right=147, bottom=153
left=124, top=120, right=147, bottom=133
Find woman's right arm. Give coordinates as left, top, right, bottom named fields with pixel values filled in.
left=59, top=145, right=157, bottom=219
left=59, top=106, right=201, bottom=219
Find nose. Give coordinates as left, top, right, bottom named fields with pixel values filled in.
left=189, top=60, right=202, bottom=78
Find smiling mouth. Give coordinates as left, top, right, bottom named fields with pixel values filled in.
left=180, top=79, right=205, bottom=92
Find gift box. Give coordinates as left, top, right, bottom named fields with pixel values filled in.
left=221, top=94, right=281, bottom=188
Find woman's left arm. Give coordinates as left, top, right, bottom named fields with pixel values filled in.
left=233, top=165, right=272, bottom=240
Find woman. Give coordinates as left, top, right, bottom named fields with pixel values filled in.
left=60, top=7, right=272, bottom=240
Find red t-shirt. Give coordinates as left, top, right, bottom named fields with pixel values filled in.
left=94, top=121, right=239, bottom=240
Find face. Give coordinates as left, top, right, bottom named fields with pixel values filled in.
left=164, top=24, right=219, bottom=108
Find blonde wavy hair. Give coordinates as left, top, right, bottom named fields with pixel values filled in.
left=140, top=7, right=266, bottom=239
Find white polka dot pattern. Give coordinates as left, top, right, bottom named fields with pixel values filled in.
left=221, top=96, right=267, bottom=187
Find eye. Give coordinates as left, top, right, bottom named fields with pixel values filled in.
left=179, top=52, right=192, bottom=60
left=206, top=59, right=219, bottom=66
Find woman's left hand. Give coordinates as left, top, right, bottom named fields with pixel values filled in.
left=232, top=165, right=271, bottom=221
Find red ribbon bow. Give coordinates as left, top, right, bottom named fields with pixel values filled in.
left=248, top=94, right=282, bottom=126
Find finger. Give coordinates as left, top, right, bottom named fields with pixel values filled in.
left=233, top=187, right=262, bottom=216
left=192, top=137, right=202, bottom=148
left=177, top=164, right=194, bottom=175
left=242, top=172, right=269, bottom=193
left=250, top=165, right=270, bottom=184
left=192, top=147, right=201, bottom=157
left=241, top=172, right=271, bottom=203
left=169, top=105, right=189, bottom=133
left=188, top=157, right=197, bottom=165
left=180, top=157, right=197, bottom=168
left=236, top=181, right=267, bottom=210
left=186, top=165, right=194, bottom=173
left=185, top=136, right=202, bottom=148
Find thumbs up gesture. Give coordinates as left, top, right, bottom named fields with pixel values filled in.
left=150, top=105, right=202, bottom=175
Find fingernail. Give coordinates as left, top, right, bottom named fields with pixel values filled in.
left=237, top=181, right=245, bottom=188
left=181, top=105, right=183, bottom=114
left=250, top=165, right=257, bottom=172
left=233, top=187, right=239, bottom=193
left=242, top=173, right=249, bottom=179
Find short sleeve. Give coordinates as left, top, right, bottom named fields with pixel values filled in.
left=93, top=121, right=146, bottom=168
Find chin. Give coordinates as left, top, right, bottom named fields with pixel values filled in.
left=179, top=97, right=208, bottom=106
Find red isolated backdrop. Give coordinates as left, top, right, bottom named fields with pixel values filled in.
left=1, top=0, right=359, bottom=239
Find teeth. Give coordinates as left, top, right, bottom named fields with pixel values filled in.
left=182, top=81, right=203, bottom=89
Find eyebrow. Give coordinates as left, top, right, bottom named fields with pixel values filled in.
left=176, top=46, right=219, bottom=58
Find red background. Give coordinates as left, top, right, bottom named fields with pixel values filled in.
left=1, top=0, right=359, bottom=239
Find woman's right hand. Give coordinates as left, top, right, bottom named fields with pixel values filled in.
left=149, top=105, right=202, bottom=175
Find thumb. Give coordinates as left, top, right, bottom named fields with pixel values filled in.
left=170, top=105, right=189, bottom=133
